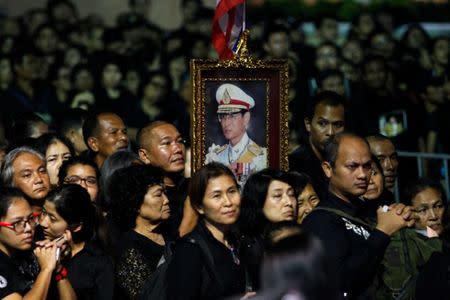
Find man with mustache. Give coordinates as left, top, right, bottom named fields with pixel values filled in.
left=289, top=91, right=346, bottom=197
left=137, top=121, right=189, bottom=233
left=302, top=132, right=414, bottom=299
left=82, top=112, right=129, bottom=168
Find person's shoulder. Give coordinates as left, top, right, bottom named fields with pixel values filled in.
left=247, top=141, right=266, bottom=156
left=206, top=143, right=227, bottom=155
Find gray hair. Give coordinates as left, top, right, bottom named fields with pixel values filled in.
left=1, top=146, right=45, bottom=187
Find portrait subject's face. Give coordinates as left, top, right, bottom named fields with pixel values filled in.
left=219, top=111, right=250, bottom=146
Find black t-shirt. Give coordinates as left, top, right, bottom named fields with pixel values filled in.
left=0, top=251, right=30, bottom=298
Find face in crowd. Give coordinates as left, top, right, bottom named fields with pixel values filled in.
left=411, top=187, right=445, bottom=235
left=13, top=153, right=50, bottom=201
left=138, top=184, right=170, bottom=224
left=45, top=140, right=72, bottom=186
left=323, top=136, right=372, bottom=201
left=198, top=174, right=241, bottom=228
left=89, top=113, right=129, bottom=160
left=296, top=183, right=320, bottom=224
left=363, top=161, right=384, bottom=200
left=368, top=139, right=398, bottom=192
left=305, top=102, right=345, bottom=153
left=0, top=196, right=36, bottom=254
left=63, top=163, right=99, bottom=201
left=263, top=180, right=297, bottom=223
left=139, top=123, right=185, bottom=174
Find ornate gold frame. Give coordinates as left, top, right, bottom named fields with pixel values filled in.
left=191, top=31, right=290, bottom=176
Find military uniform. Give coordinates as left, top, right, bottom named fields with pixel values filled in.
left=206, top=133, right=267, bottom=186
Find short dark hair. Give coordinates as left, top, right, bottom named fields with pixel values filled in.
left=189, top=162, right=238, bottom=211
left=323, top=132, right=368, bottom=168
left=55, top=108, right=88, bottom=136
left=404, top=177, right=447, bottom=206
left=288, top=172, right=312, bottom=198
left=109, top=164, right=165, bottom=231
left=305, top=90, right=346, bottom=121
left=58, top=156, right=100, bottom=186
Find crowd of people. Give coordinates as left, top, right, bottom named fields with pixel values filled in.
left=1, top=0, right=450, bottom=299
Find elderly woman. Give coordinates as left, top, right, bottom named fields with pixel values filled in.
left=34, top=133, right=75, bottom=187
left=1, top=146, right=50, bottom=212
left=109, top=164, right=174, bottom=299
left=166, top=162, right=246, bottom=299
left=237, top=168, right=297, bottom=292
left=288, top=172, right=320, bottom=224
left=0, top=188, right=76, bottom=299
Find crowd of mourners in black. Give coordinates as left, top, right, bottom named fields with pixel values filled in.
left=1, top=0, right=450, bottom=299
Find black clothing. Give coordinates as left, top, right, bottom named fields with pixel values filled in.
left=115, top=230, right=168, bottom=299
left=289, top=142, right=328, bottom=198
left=167, top=221, right=246, bottom=299
left=362, top=189, right=395, bottom=223
left=0, top=250, right=34, bottom=298
left=66, top=242, right=114, bottom=300
left=166, top=175, right=189, bottom=233
left=302, top=191, right=390, bottom=299
left=415, top=250, right=450, bottom=300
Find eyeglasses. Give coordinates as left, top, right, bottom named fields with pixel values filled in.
left=0, top=213, right=39, bottom=234
left=218, top=112, right=242, bottom=122
left=64, top=175, right=98, bottom=186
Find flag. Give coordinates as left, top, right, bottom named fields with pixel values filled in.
left=212, top=0, right=246, bottom=60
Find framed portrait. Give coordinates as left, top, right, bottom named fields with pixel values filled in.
left=191, top=53, right=289, bottom=186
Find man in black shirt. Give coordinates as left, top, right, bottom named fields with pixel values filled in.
left=302, top=132, right=414, bottom=299
left=289, top=91, right=346, bottom=197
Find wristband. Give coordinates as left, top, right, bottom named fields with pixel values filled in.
left=55, top=267, right=68, bottom=282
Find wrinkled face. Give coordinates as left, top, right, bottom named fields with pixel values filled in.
left=297, top=183, right=319, bottom=224
left=306, top=103, right=345, bottom=152
left=139, top=124, right=185, bottom=173
left=324, top=137, right=372, bottom=201
left=364, top=163, right=384, bottom=200
left=263, top=180, right=297, bottom=223
left=321, top=75, right=345, bottom=96
left=319, top=18, right=338, bottom=42
left=363, top=60, right=386, bottom=90
left=265, top=32, right=290, bottom=58
left=46, top=141, right=72, bottom=185
left=13, top=153, right=50, bottom=201
left=368, top=139, right=398, bottom=191
left=412, top=187, right=445, bottom=235
left=102, top=63, right=122, bottom=88
left=432, top=39, right=449, bottom=66
left=315, top=45, right=339, bottom=71
left=0, top=198, right=35, bottom=252
left=139, top=184, right=170, bottom=223
left=90, top=113, right=129, bottom=159
left=198, top=175, right=240, bottom=226
left=64, top=164, right=98, bottom=201
left=39, top=201, right=67, bottom=240
left=219, top=111, right=250, bottom=146
left=35, top=27, right=58, bottom=54
left=342, top=40, right=363, bottom=65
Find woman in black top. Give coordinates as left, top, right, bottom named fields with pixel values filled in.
left=39, top=184, right=114, bottom=300
left=109, top=164, right=174, bottom=299
left=167, top=162, right=246, bottom=299
left=0, top=188, right=76, bottom=299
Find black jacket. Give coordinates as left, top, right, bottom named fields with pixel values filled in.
left=302, top=191, right=390, bottom=299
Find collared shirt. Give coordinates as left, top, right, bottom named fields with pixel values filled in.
left=229, top=132, right=250, bottom=162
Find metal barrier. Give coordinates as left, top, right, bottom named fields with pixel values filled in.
left=395, top=151, right=450, bottom=202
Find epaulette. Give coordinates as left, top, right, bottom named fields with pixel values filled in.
left=248, top=143, right=262, bottom=155
left=214, top=144, right=227, bottom=154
